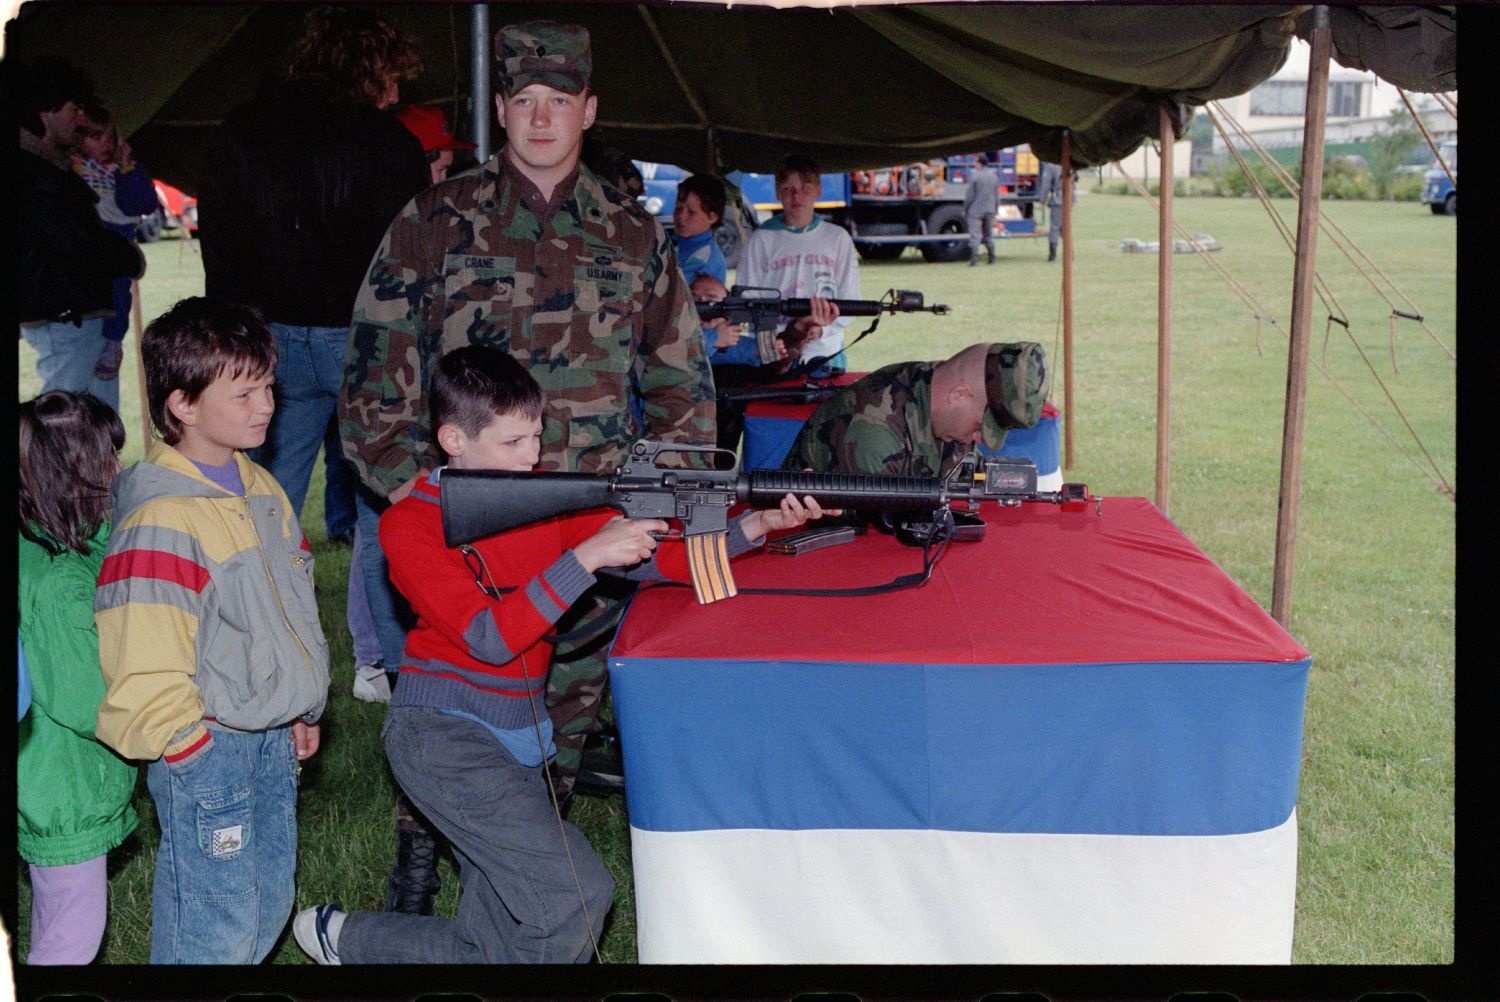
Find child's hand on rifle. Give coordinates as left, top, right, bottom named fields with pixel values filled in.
left=741, top=493, right=842, bottom=541
left=573, top=516, right=670, bottom=572
left=789, top=295, right=840, bottom=344
left=708, top=318, right=742, bottom=349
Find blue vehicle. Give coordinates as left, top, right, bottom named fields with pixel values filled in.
left=635, top=147, right=1044, bottom=265
left=1421, top=140, right=1456, bottom=216
left=634, top=159, right=756, bottom=268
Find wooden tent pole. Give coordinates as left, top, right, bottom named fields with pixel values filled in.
left=1061, top=131, right=1075, bottom=471
left=1272, top=6, right=1332, bottom=627
left=1154, top=108, right=1174, bottom=513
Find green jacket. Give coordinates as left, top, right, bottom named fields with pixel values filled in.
left=18, top=524, right=138, bottom=866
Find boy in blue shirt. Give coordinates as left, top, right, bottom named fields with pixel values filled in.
left=672, top=174, right=768, bottom=368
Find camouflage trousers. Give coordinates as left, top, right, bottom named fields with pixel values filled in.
left=545, top=576, right=636, bottom=798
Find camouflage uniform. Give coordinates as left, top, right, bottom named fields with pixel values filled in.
left=341, top=155, right=714, bottom=485
left=340, top=153, right=717, bottom=786
left=782, top=343, right=1048, bottom=477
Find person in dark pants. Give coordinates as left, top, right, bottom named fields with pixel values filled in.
left=1034, top=160, right=1076, bottom=263
left=964, top=152, right=1000, bottom=266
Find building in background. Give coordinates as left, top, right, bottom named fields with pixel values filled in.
left=1207, top=38, right=1455, bottom=169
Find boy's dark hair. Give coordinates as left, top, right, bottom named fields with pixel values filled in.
left=430, top=345, right=545, bottom=444
left=19, top=391, right=126, bottom=556
left=677, top=174, right=726, bottom=227
left=3, top=56, right=96, bottom=135
left=287, top=6, right=421, bottom=108
left=142, top=297, right=278, bottom=446
left=774, top=153, right=823, bottom=185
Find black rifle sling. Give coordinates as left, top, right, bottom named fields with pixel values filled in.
left=635, top=511, right=956, bottom=601
left=461, top=543, right=631, bottom=646
left=793, top=313, right=882, bottom=379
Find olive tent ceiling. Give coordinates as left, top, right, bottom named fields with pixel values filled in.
left=4, top=2, right=1456, bottom=195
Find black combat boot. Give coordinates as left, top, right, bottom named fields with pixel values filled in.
left=1048, top=242, right=1058, bottom=262
left=385, top=822, right=441, bottom=915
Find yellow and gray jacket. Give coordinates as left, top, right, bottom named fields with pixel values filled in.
left=94, top=443, right=329, bottom=764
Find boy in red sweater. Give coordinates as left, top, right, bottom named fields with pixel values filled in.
left=295, top=345, right=833, bottom=964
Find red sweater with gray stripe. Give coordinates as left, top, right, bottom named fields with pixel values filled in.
left=381, top=472, right=733, bottom=731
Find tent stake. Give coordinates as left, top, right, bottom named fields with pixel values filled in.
left=1155, top=108, right=1175, bottom=514
left=1272, top=6, right=1331, bottom=627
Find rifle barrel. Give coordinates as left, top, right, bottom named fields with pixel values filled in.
left=778, top=297, right=887, bottom=317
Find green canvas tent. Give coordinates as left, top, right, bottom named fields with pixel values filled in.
left=4, top=0, right=1458, bottom=622
left=4, top=2, right=1456, bottom=193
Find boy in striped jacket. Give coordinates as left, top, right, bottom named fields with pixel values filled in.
left=94, top=297, right=329, bottom=963
left=295, top=345, right=832, bottom=964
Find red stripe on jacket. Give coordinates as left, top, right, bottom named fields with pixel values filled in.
left=98, top=549, right=212, bottom=592
left=164, top=729, right=212, bottom=763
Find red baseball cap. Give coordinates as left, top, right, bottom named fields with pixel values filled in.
left=395, top=106, right=476, bottom=153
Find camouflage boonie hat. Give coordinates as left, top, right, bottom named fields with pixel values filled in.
left=495, top=21, right=591, bottom=97
left=981, top=342, right=1049, bottom=449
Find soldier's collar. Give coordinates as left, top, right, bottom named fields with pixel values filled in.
left=498, top=152, right=581, bottom=215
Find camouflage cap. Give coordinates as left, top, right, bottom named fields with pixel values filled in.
left=981, top=342, right=1050, bottom=449
left=495, top=21, right=591, bottom=97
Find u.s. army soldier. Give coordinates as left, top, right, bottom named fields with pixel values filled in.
left=783, top=342, right=1049, bottom=478
left=338, top=20, right=715, bottom=812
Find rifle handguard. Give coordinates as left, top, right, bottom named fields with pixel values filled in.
left=745, top=470, right=948, bottom=514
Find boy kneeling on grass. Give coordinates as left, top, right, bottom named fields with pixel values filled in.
left=295, top=345, right=836, bottom=964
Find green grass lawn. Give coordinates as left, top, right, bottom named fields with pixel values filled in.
left=14, top=191, right=1454, bottom=965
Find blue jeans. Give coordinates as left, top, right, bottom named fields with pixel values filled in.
left=323, top=414, right=357, bottom=539
left=338, top=707, right=613, bottom=963
left=347, top=525, right=383, bottom=665
left=145, top=726, right=298, bottom=964
left=251, top=323, right=347, bottom=515
left=21, top=318, right=119, bottom=412
left=100, top=274, right=134, bottom=343
left=356, top=484, right=414, bottom=669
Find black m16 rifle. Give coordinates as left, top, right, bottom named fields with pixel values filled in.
left=440, top=440, right=1093, bottom=605
left=697, top=286, right=949, bottom=373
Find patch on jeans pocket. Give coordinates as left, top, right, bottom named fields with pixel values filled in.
left=195, top=780, right=252, bottom=863
left=210, top=824, right=244, bottom=858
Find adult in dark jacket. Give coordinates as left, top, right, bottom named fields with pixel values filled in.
left=198, top=5, right=430, bottom=721
left=198, top=5, right=429, bottom=535
left=11, top=57, right=146, bottom=413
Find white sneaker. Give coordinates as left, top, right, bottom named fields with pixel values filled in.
left=293, top=904, right=345, bottom=965
left=351, top=662, right=391, bottom=703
